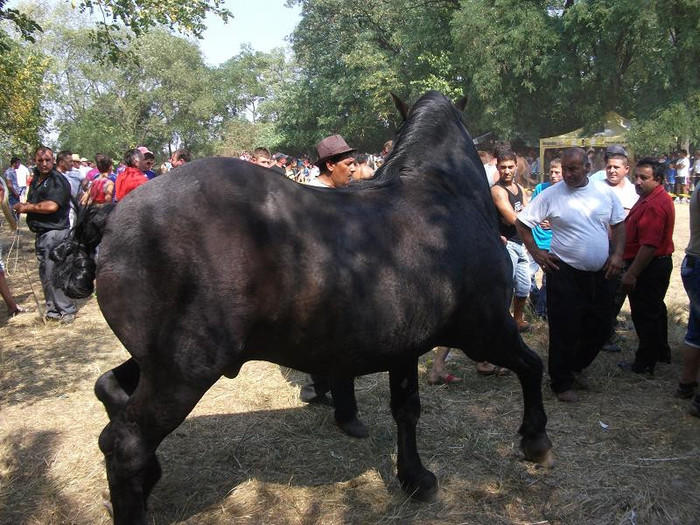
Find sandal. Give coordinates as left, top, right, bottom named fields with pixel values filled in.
left=8, top=306, right=26, bottom=318
left=428, top=373, right=461, bottom=385
left=476, top=363, right=511, bottom=376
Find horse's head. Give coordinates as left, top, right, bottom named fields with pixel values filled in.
left=391, top=92, right=467, bottom=122
left=383, top=91, right=481, bottom=182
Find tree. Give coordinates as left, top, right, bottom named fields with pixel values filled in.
left=0, top=39, right=49, bottom=159
left=280, top=0, right=463, bottom=153
left=2, top=0, right=231, bottom=62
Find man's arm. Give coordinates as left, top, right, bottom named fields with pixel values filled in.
left=491, top=185, right=518, bottom=225
left=620, top=245, right=656, bottom=293
left=13, top=200, right=59, bottom=215
left=603, top=221, right=625, bottom=279
left=515, top=219, right=560, bottom=272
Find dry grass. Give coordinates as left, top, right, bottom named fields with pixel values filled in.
left=1, top=206, right=699, bottom=524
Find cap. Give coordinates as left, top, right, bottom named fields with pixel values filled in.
left=605, top=145, right=628, bottom=159
left=137, top=146, right=153, bottom=155
left=314, top=134, right=356, bottom=169
left=79, top=157, right=87, bottom=162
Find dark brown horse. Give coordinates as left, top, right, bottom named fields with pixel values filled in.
left=55, top=91, right=553, bottom=524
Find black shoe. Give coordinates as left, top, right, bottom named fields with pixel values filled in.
left=674, top=381, right=698, bottom=399
left=602, top=340, right=622, bottom=353
left=337, top=417, right=369, bottom=439
left=690, top=395, right=700, bottom=418
left=300, top=385, right=334, bottom=406
left=572, top=371, right=590, bottom=390
left=618, top=361, right=653, bottom=375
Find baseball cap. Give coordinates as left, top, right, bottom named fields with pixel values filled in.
left=605, top=145, right=628, bottom=159
left=137, top=146, right=153, bottom=155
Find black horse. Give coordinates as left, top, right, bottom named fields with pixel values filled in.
left=55, top=91, right=553, bottom=524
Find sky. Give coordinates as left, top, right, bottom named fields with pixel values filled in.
left=199, top=0, right=302, bottom=65
left=6, top=0, right=301, bottom=66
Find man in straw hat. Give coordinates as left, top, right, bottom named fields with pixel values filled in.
left=300, top=134, right=367, bottom=438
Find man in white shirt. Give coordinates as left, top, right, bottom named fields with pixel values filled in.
left=516, top=147, right=626, bottom=403
left=676, top=149, right=690, bottom=201
left=691, top=150, right=700, bottom=192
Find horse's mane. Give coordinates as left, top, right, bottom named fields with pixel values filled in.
left=346, top=91, right=479, bottom=193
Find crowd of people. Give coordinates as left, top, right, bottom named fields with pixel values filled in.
left=2, top=140, right=700, bottom=424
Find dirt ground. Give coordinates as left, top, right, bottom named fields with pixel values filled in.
left=1, top=204, right=699, bottom=524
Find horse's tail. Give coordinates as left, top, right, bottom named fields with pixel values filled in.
left=51, top=203, right=116, bottom=298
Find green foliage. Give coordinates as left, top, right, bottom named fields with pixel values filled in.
left=2, top=0, right=231, bottom=62
left=3, top=0, right=697, bottom=160
left=34, top=18, right=221, bottom=160
left=0, top=38, right=48, bottom=159
left=627, top=91, right=700, bottom=154
left=281, top=0, right=463, bottom=153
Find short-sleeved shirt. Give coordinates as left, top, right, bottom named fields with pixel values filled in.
left=623, top=185, right=674, bottom=260
left=26, top=168, right=71, bottom=233
left=676, top=157, right=690, bottom=180
left=61, top=168, right=85, bottom=198
left=4, top=167, right=19, bottom=196
left=518, top=179, right=626, bottom=271
left=531, top=182, right=553, bottom=250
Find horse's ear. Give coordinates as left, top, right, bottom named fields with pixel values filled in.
left=391, top=92, right=410, bottom=121
left=455, top=95, right=468, bottom=112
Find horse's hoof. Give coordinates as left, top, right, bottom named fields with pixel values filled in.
left=522, top=433, right=554, bottom=467
left=399, top=469, right=438, bottom=502
left=534, top=449, right=556, bottom=469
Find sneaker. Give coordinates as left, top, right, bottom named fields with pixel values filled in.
left=58, top=313, right=76, bottom=325
left=556, top=390, right=579, bottom=403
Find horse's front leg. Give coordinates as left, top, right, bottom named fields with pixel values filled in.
left=389, top=358, right=437, bottom=501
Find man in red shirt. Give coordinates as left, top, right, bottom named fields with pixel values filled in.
left=115, top=149, right=148, bottom=201
left=619, top=157, right=675, bottom=374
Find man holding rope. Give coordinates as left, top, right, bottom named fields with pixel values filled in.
left=13, top=146, right=77, bottom=324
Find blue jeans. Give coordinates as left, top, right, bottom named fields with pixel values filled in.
left=506, top=240, right=531, bottom=299
left=529, top=256, right=547, bottom=317
left=681, top=255, right=700, bottom=348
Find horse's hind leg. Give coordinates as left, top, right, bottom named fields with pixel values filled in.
left=487, top=328, right=554, bottom=467
left=95, top=358, right=140, bottom=420
left=98, top=372, right=214, bottom=525
left=389, top=357, right=437, bottom=501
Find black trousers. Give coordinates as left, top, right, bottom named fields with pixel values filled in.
left=627, top=257, right=672, bottom=369
left=547, top=261, right=615, bottom=393
left=310, top=375, right=358, bottom=423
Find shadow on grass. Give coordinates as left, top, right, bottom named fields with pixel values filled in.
left=148, top=406, right=403, bottom=524
left=0, top=430, right=73, bottom=525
